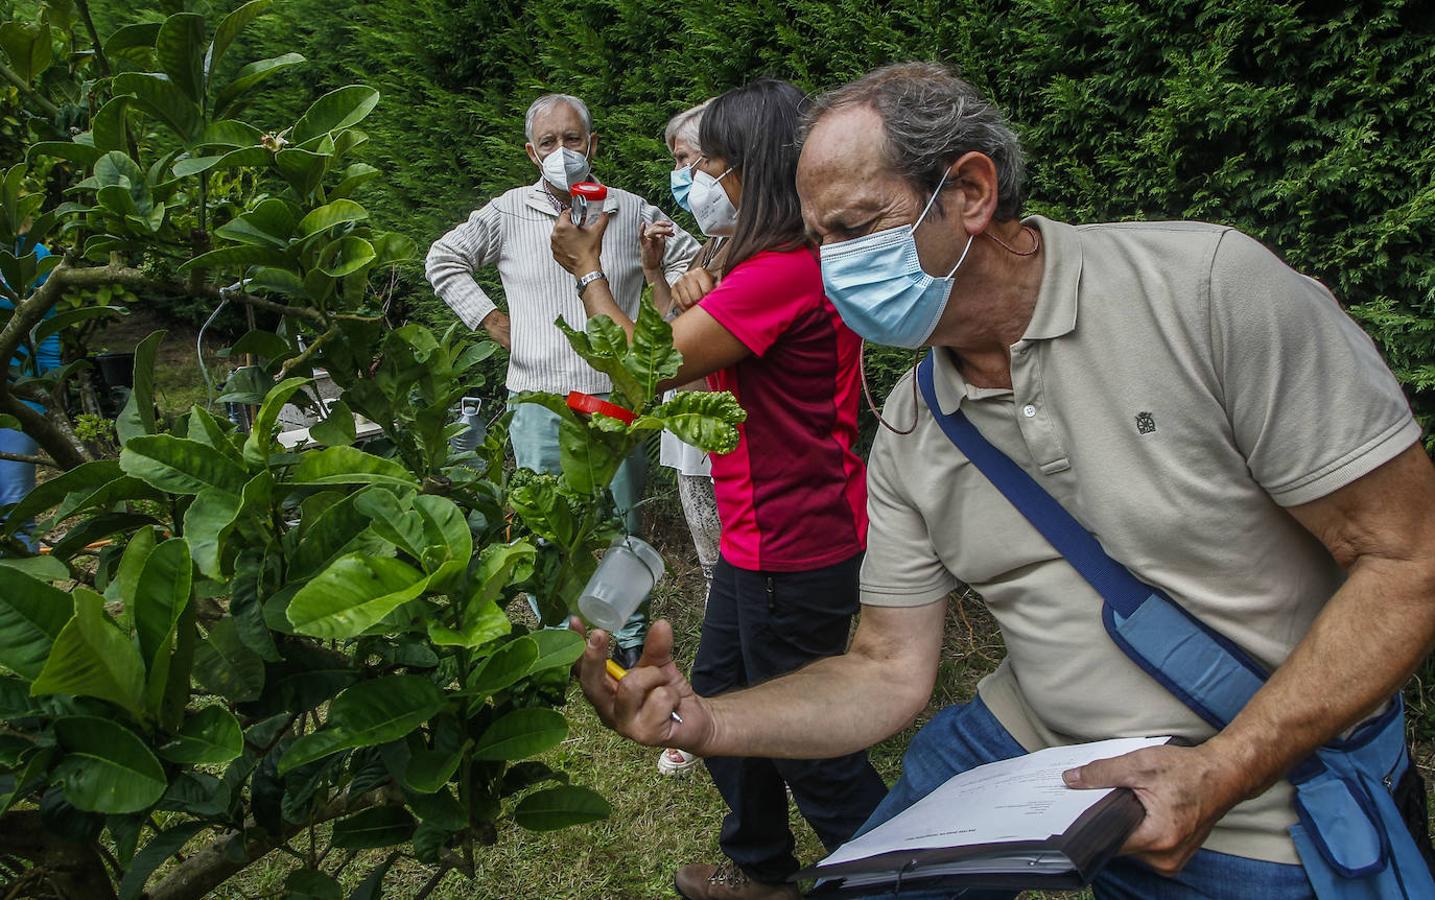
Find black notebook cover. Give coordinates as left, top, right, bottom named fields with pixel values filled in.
left=799, top=785, right=1146, bottom=897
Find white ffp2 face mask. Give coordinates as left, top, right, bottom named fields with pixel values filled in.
left=688, top=165, right=737, bottom=237
left=540, top=139, right=593, bottom=191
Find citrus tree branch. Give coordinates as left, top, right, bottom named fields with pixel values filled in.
left=0, top=62, right=61, bottom=119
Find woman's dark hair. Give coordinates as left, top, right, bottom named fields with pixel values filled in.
left=699, top=78, right=809, bottom=276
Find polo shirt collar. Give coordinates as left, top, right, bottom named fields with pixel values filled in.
left=524, top=179, right=563, bottom=217
left=929, top=214, right=1083, bottom=415
left=1021, top=215, right=1081, bottom=341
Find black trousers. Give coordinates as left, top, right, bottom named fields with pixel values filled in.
left=690, top=553, right=889, bottom=883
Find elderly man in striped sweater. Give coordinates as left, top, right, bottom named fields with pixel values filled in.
left=426, top=93, right=700, bottom=665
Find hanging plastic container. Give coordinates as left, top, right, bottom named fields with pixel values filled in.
left=570, top=181, right=608, bottom=228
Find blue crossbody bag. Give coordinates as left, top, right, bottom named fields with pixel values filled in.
left=915, top=354, right=1435, bottom=898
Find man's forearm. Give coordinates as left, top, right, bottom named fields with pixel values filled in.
left=700, top=653, right=921, bottom=759
left=694, top=602, right=946, bottom=759
left=1208, top=556, right=1435, bottom=800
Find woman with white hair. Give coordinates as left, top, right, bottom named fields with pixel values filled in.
left=640, top=99, right=723, bottom=778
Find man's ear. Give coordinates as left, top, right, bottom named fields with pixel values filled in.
left=947, top=151, right=999, bottom=235
left=587, top=133, right=600, bottom=158
left=525, top=142, right=541, bottom=168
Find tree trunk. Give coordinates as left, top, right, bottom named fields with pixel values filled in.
left=0, top=810, right=116, bottom=900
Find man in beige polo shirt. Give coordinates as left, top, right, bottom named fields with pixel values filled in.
left=572, top=63, right=1435, bottom=899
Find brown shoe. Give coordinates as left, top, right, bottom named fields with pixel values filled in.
left=674, top=861, right=801, bottom=900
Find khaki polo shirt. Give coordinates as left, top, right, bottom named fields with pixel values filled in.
left=862, top=216, right=1421, bottom=864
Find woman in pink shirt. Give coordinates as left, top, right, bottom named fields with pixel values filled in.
left=551, top=78, right=885, bottom=900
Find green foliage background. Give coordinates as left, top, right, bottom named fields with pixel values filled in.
left=80, top=0, right=1435, bottom=434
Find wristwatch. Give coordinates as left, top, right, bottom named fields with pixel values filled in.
left=575, top=270, right=607, bottom=293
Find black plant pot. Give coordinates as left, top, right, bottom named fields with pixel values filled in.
left=93, top=352, right=135, bottom=390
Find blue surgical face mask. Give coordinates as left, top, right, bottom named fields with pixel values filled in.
left=670, top=164, right=694, bottom=213
left=819, top=169, right=974, bottom=349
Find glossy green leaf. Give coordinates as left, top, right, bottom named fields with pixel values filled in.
left=28, top=141, right=103, bottom=167
left=274, top=727, right=350, bottom=775
left=243, top=376, right=311, bottom=464
left=274, top=147, right=328, bottom=199
left=6, top=459, right=124, bottom=536
left=0, top=22, right=52, bottom=83
left=278, top=675, right=443, bottom=774
left=157, top=705, right=243, bottom=765
left=0, top=555, right=68, bottom=582
left=425, top=595, right=509, bottom=649
left=558, top=414, right=622, bottom=495
left=214, top=52, right=304, bottom=115
left=627, top=299, right=683, bottom=400
left=291, top=446, right=417, bottom=486
left=286, top=554, right=427, bottom=638
left=91, top=97, right=132, bottom=154
left=116, top=330, right=164, bottom=455
left=633, top=390, right=746, bottom=454
left=289, top=489, right=388, bottom=579
left=102, top=22, right=160, bottom=59
left=155, top=13, right=205, bottom=102
left=120, top=434, right=248, bottom=495
left=177, top=243, right=290, bottom=274
left=112, top=72, right=198, bottom=141
left=134, top=537, right=192, bottom=673
left=330, top=806, right=415, bottom=849
left=209, top=0, right=271, bottom=74
left=317, top=235, right=375, bottom=277
left=0, top=566, right=74, bottom=679
left=465, top=636, right=538, bottom=698
left=103, top=525, right=156, bottom=608
left=182, top=487, right=242, bottom=580
left=31, top=590, right=145, bottom=717
left=298, top=198, right=368, bottom=236
left=528, top=629, right=586, bottom=675
left=53, top=717, right=166, bottom=814
left=192, top=618, right=264, bottom=702
left=413, top=494, right=471, bottom=572
left=555, top=315, right=644, bottom=408
left=213, top=197, right=297, bottom=248
left=284, top=868, right=342, bottom=899
left=197, top=119, right=263, bottom=149
left=308, top=400, right=356, bottom=446
left=116, top=822, right=205, bottom=900
left=293, top=85, right=380, bottom=143
left=471, top=708, right=568, bottom=761
left=31, top=304, right=127, bottom=350
left=513, top=785, right=611, bottom=832
left=402, top=744, right=467, bottom=794
left=331, top=162, right=380, bottom=200
left=405, top=786, right=465, bottom=829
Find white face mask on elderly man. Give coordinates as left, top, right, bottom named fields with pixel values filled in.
left=540, top=139, right=593, bottom=192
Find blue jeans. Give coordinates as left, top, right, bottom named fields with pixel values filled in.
left=0, top=428, right=38, bottom=550
left=852, top=698, right=1316, bottom=899
left=508, top=392, right=649, bottom=648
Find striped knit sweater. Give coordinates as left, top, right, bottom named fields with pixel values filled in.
left=425, top=179, right=700, bottom=395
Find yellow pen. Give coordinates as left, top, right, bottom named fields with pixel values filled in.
left=606, top=659, right=684, bottom=724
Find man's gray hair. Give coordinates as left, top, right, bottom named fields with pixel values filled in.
left=806, top=62, right=1027, bottom=220
left=664, top=99, right=711, bottom=151
left=524, top=93, right=592, bottom=143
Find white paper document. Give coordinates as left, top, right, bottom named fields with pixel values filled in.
left=818, top=736, right=1169, bottom=868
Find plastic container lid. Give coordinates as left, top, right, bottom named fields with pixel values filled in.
left=570, top=181, right=608, bottom=201
left=566, top=391, right=636, bottom=424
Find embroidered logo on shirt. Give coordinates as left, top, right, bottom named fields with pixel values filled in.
left=1135, top=411, right=1157, bottom=435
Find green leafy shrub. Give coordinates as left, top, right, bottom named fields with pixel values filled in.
left=0, top=2, right=745, bottom=896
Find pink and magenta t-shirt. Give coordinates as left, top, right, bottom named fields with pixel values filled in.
left=697, top=247, right=868, bottom=572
